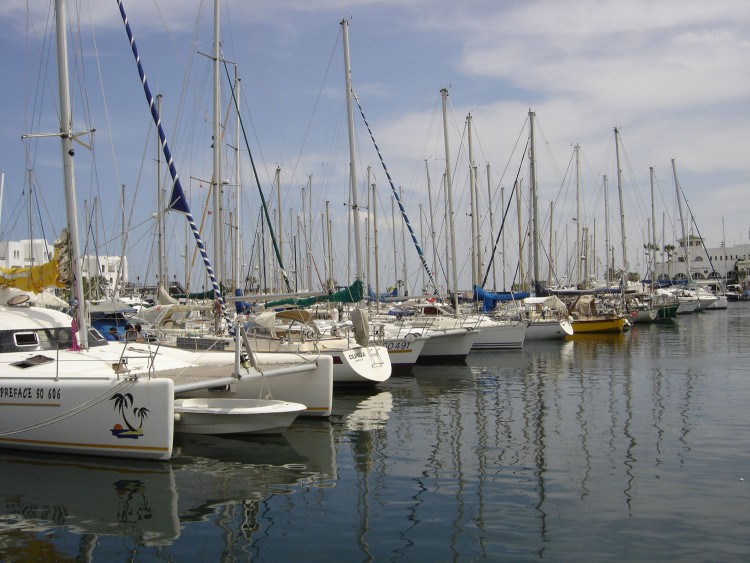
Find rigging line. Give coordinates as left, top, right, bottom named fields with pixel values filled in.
left=481, top=137, right=530, bottom=288
left=116, top=0, right=230, bottom=326
left=351, top=89, right=438, bottom=293
left=679, top=188, right=716, bottom=275
left=221, top=60, right=292, bottom=293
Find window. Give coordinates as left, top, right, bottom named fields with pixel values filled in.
left=14, top=332, right=39, bottom=347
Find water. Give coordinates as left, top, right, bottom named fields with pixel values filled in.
left=2, top=305, right=750, bottom=561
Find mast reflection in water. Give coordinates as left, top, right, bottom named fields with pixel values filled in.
left=2, top=306, right=750, bottom=560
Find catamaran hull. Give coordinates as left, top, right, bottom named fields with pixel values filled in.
left=524, top=319, right=574, bottom=340
left=176, top=354, right=334, bottom=418
left=324, top=344, right=392, bottom=384
left=470, top=322, right=527, bottom=350
left=382, top=334, right=428, bottom=368
left=0, top=376, right=174, bottom=460
left=417, top=328, right=479, bottom=363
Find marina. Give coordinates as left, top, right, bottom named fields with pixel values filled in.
left=0, top=2, right=748, bottom=559
left=1, top=303, right=748, bottom=560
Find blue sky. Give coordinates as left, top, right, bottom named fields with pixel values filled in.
left=0, top=0, right=748, bottom=293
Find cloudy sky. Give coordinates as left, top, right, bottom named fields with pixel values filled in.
left=0, top=0, right=748, bottom=292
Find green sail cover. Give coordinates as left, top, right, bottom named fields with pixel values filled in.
left=265, top=279, right=364, bottom=308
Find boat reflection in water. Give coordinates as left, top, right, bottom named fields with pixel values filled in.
left=0, top=421, right=337, bottom=560
left=0, top=451, right=179, bottom=557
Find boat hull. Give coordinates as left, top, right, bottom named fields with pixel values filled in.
left=324, top=344, right=392, bottom=384
left=177, top=354, right=334, bottom=418
left=470, top=322, right=527, bottom=350
left=570, top=317, right=627, bottom=334
left=0, top=376, right=174, bottom=460
left=525, top=319, right=574, bottom=340
left=382, top=333, right=428, bottom=368
left=417, top=328, right=479, bottom=363
left=173, top=398, right=305, bottom=435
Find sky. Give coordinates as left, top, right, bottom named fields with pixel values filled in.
left=0, top=0, right=748, bottom=294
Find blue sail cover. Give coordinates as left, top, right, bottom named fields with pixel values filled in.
left=473, top=285, right=530, bottom=312
left=367, top=284, right=398, bottom=301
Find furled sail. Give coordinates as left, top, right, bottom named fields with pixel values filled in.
left=0, top=231, right=70, bottom=293
left=265, top=279, right=364, bottom=309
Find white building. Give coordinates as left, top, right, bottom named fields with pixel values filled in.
left=0, top=239, right=54, bottom=268
left=653, top=235, right=750, bottom=282
left=80, top=255, right=129, bottom=289
left=0, top=238, right=127, bottom=288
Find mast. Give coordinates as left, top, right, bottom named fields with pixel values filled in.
left=487, top=164, right=498, bottom=290
left=400, top=186, right=407, bottom=295
left=603, top=174, right=610, bottom=284
left=575, top=143, right=581, bottom=285
left=529, top=110, right=539, bottom=292
left=672, top=158, right=690, bottom=282
left=341, top=20, right=363, bottom=284
left=233, top=74, right=242, bottom=293
left=156, top=94, right=166, bottom=296
left=614, top=127, right=628, bottom=274
left=548, top=201, right=554, bottom=288
left=274, top=166, right=282, bottom=291
left=515, top=179, right=524, bottom=290
left=391, top=196, right=397, bottom=290
left=56, top=0, right=88, bottom=345
left=649, top=166, right=657, bottom=283
left=441, top=88, right=459, bottom=314
left=212, top=0, right=223, bottom=292
left=467, top=113, right=478, bottom=287
left=425, top=159, right=438, bottom=289
left=372, top=180, right=380, bottom=313
left=366, top=166, right=372, bottom=286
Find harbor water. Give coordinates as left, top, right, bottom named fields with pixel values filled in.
left=1, top=304, right=749, bottom=561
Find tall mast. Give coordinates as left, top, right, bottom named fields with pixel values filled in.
left=56, top=0, right=88, bottom=345
left=649, top=166, right=657, bottom=282
left=529, top=110, right=539, bottom=291
left=603, top=174, right=610, bottom=284
left=487, top=164, right=498, bottom=290
left=341, top=20, right=363, bottom=284
left=212, top=0, right=223, bottom=290
left=156, top=94, right=166, bottom=294
left=274, top=166, right=282, bottom=291
left=548, top=201, right=554, bottom=288
left=372, top=180, right=380, bottom=313
left=425, top=159, right=438, bottom=289
left=672, top=158, right=690, bottom=282
left=366, top=165, right=372, bottom=287
left=575, top=143, right=581, bottom=285
left=614, top=127, right=628, bottom=273
left=233, top=74, right=242, bottom=292
left=515, top=179, right=524, bottom=290
left=441, top=88, right=459, bottom=314
left=467, top=113, right=478, bottom=287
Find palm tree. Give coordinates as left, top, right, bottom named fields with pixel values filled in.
left=134, top=407, right=150, bottom=429
left=110, top=393, right=136, bottom=431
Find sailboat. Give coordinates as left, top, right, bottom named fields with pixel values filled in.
left=114, top=0, right=334, bottom=417
left=0, top=0, right=174, bottom=460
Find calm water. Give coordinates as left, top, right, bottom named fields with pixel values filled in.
left=2, top=305, right=750, bottom=561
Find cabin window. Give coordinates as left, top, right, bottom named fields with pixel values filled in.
left=11, top=354, right=55, bottom=369
left=14, top=332, right=39, bottom=347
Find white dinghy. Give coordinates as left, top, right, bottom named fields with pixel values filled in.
left=173, top=398, right=306, bottom=435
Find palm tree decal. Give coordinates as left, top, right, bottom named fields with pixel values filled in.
left=110, top=392, right=146, bottom=439
left=134, top=407, right=150, bottom=429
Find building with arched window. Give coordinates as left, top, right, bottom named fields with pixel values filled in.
left=652, top=235, right=750, bottom=282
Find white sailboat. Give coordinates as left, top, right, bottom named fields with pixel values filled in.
left=0, top=0, right=175, bottom=460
